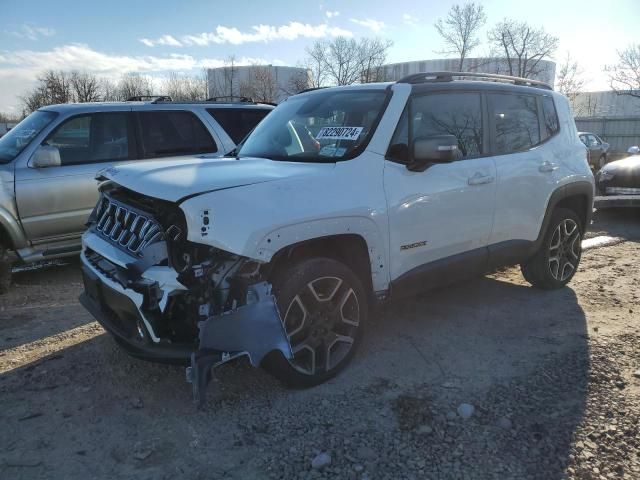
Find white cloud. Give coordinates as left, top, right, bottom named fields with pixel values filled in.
left=325, top=11, right=340, bottom=19
left=349, top=18, right=385, bottom=33
left=6, top=24, right=56, bottom=41
left=0, top=43, right=276, bottom=112
left=402, top=14, right=419, bottom=27
left=140, top=34, right=182, bottom=47
left=141, top=21, right=353, bottom=47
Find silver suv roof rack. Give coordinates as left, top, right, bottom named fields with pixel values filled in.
left=126, top=95, right=173, bottom=103
left=397, top=71, right=553, bottom=91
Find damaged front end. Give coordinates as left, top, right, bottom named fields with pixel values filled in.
left=78, top=183, right=292, bottom=405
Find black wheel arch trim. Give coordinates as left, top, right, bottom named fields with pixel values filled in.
left=532, top=181, right=594, bottom=253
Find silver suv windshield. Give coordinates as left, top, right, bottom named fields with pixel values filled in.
left=0, top=110, right=58, bottom=163
left=237, top=89, right=388, bottom=162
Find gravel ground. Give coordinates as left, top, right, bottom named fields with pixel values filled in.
left=0, top=208, right=639, bottom=480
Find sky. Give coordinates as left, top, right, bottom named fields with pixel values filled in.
left=0, top=0, right=637, bottom=115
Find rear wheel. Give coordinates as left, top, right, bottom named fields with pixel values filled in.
left=264, top=257, right=367, bottom=387
left=521, top=208, right=582, bottom=289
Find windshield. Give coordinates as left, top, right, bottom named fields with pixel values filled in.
left=0, top=110, right=58, bottom=163
left=238, top=89, right=388, bottom=162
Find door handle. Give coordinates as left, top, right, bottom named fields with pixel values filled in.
left=539, top=161, right=558, bottom=173
left=467, top=173, right=495, bottom=186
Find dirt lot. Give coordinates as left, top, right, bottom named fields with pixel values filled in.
left=1, top=209, right=639, bottom=480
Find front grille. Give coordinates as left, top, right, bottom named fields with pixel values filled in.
left=94, top=195, right=164, bottom=256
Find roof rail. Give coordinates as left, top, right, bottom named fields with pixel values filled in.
left=206, top=95, right=253, bottom=103
left=396, top=71, right=553, bottom=90
left=126, top=95, right=173, bottom=103
left=297, top=87, right=328, bottom=94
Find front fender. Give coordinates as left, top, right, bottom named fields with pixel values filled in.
left=178, top=164, right=390, bottom=291
left=0, top=205, right=27, bottom=250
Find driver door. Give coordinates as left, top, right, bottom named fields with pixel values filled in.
left=15, top=110, right=135, bottom=244
left=383, top=91, right=496, bottom=290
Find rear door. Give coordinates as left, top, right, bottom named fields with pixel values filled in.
left=488, top=92, right=563, bottom=252
left=15, top=110, right=135, bottom=243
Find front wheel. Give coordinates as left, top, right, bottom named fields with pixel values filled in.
left=264, top=257, right=367, bottom=387
left=521, top=208, right=583, bottom=289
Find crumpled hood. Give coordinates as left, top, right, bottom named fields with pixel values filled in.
left=100, top=156, right=335, bottom=203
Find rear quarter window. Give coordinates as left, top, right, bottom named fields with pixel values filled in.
left=206, top=108, right=270, bottom=144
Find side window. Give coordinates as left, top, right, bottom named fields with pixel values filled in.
left=412, top=92, right=483, bottom=158
left=45, top=113, right=131, bottom=166
left=541, top=96, right=559, bottom=139
left=489, top=94, right=540, bottom=154
left=139, top=111, right=217, bottom=158
left=206, top=108, right=270, bottom=144
left=588, top=134, right=601, bottom=146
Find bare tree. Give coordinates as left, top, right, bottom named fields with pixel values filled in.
left=487, top=19, right=558, bottom=79
left=117, top=73, right=153, bottom=100
left=360, top=38, right=394, bottom=83
left=70, top=71, right=102, bottom=103
left=239, top=65, right=277, bottom=103
left=606, top=44, right=640, bottom=98
left=101, top=78, right=119, bottom=101
left=281, top=69, right=311, bottom=96
left=20, top=70, right=74, bottom=113
left=435, top=2, right=487, bottom=71
left=208, top=56, right=239, bottom=98
left=555, top=52, right=585, bottom=112
left=305, top=42, right=328, bottom=88
left=305, top=37, right=393, bottom=87
left=162, top=72, right=207, bottom=101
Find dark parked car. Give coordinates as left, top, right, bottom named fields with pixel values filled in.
left=579, top=132, right=610, bottom=170
left=595, top=146, right=640, bottom=196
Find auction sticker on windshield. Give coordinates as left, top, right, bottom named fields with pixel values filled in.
left=316, top=127, right=363, bottom=141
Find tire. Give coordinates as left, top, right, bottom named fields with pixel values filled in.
left=521, top=208, right=583, bottom=289
left=0, top=246, right=12, bottom=294
left=264, top=257, right=367, bottom=387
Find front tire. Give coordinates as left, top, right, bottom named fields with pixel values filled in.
left=521, top=208, right=583, bottom=289
left=264, top=257, right=367, bottom=387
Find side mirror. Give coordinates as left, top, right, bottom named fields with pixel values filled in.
left=407, top=135, right=459, bottom=172
left=30, top=145, right=61, bottom=168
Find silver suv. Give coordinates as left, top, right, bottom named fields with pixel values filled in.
left=0, top=97, right=273, bottom=291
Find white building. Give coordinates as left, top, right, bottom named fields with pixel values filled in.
left=571, top=91, right=640, bottom=118
left=382, top=58, right=556, bottom=85
left=207, top=65, right=309, bottom=103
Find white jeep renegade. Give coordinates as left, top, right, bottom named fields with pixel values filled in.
left=79, top=72, right=594, bottom=399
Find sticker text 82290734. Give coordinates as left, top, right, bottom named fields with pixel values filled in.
left=315, top=126, right=363, bottom=141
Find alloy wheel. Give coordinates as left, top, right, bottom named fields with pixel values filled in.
left=282, top=276, right=360, bottom=376
left=548, top=219, right=581, bottom=281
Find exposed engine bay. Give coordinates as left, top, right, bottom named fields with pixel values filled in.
left=79, top=183, right=292, bottom=406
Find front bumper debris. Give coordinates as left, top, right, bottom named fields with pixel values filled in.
left=188, top=282, right=293, bottom=406
left=79, top=236, right=292, bottom=407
